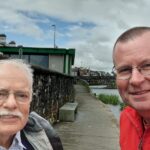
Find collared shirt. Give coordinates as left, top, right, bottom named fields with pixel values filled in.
left=0, top=131, right=26, bottom=150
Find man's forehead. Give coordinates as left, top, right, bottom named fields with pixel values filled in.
left=0, top=76, right=31, bottom=92
left=0, top=64, right=26, bottom=75
left=0, top=63, right=19, bottom=68
left=0, top=68, right=30, bottom=87
left=0, top=76, right=28, bottom=80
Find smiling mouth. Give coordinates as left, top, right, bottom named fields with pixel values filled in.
left=129, top=90, right=150, bottom=95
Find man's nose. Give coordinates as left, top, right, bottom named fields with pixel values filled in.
left=129, top=68, right=145, bottom=86
left=3, top=93, right=17, bottom=109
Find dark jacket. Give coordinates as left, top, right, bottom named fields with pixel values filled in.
left=23, top=112, right=63, bottom=150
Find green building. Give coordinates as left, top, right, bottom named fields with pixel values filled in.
left=0, top=46, right=75, bottom=75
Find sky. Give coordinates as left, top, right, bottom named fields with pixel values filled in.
left=0, top=0, right=150, bottom=72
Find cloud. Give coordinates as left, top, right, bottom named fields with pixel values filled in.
left=0, top=0, right=150, bottom=72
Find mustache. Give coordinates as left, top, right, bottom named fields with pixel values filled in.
left=0, top=110, right=23, bottom=118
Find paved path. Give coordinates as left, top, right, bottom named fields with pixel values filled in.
left=54, top=84, right=120, bottom=150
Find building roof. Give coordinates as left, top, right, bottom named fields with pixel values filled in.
left=0, top=46, right=74, bottom=54
left=0, top=46, right=75, bottom=64
left=0, top=34, right=6, bottom=37
left=9, top=41, right=16, bottom=44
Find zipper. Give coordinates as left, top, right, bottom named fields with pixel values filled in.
left=138, top=137, right=143, bottom=150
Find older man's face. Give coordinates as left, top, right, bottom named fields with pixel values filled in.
left=0, top=63, right=31, bottom=136
left=114, top=32, right=150, bottom=116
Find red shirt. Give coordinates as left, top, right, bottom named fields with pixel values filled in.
left=120, top=106, right=150, bottom=150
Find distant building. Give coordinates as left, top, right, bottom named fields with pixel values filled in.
left=0, top=34, right=16, bottom=47
left=0, top=34, right=7, bottom=46
left=0, top=46, right=75, bottom=75
left=0, top=34, right=75, bottom=75
left=8, top=41, right=16, bottom=47
left=72, top=67, right=90, bottom=76
left=90, top=70, right=99, bottom=76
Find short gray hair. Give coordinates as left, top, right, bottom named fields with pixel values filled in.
left=113, top=26, right=150, bottom=64
left=113, top=26, right=150, bottom=51
left=0, top=59, right=33, bottom=91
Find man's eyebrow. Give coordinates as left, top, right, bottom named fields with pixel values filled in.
left=15, top=90, right=29, bottom=93
left=14, top=89, right=29, bottom=92
left=116, top=65, right=131, bottom=70
left=140, top=60, right=150, bottom=64
left=0, top=88, right=8, bottom=91
left=0, top=88, right=29, bottom=92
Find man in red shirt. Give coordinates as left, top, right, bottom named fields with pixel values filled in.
left=113, top=27, right=150, bottom=150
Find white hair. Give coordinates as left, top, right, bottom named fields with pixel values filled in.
left=0, top=59, right=33, bottom=91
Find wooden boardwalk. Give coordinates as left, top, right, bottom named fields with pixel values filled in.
left=54, top=84, right=120, bottom=150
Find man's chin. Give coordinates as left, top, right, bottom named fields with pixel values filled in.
left=130, top=102, right=150, bottom=113
left=0, top=123, right=24, bottom=135
left=0, top=128, right=19, bottom=136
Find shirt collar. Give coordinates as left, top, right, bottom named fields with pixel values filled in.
left=15, top=131, right=26, bottom=149
left=0, top=131, right=26, bottom=150
left=9, top=131, right=26, bottom=150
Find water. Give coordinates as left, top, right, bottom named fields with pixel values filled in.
left=89, top=85, right=122, bottom=101
left=89, top=85, right=122, bottom=120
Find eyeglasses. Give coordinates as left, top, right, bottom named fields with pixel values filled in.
left=0, top=89, right=30, bottom=103
left=113, top=62, right=150, bottom=80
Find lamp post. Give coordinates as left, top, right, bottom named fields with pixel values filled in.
left=52, top=24, right=56, bottom=48
left=18, top=45, right=23, bottom=59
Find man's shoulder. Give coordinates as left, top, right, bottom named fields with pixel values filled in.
left=120, top=106, right=141, bottom=124
left=121, top=106, right=138, bottom=115
left=29, top=112, right=52, bottom=130
left=121, top=106, right=136, bottom=114
left=24, top=111, right=63, bottom=150
left=24, top=112, right=45, bottom=132
left=24, top=112, right=56, bottom=135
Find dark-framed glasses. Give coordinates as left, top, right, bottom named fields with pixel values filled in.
left=112, top=63, right=150, bottom=80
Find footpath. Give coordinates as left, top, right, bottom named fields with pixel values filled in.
left=54, top=84, right=120, bottom=150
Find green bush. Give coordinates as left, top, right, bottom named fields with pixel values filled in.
left=98, top=94, right=120, bottom=105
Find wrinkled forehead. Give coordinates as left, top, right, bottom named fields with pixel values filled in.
left=0, top=63, right=31, bottom=88
left=0, top=63, right=26, bottom=77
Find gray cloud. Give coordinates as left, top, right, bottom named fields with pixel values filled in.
left=0, top=0, right=150, bottom=72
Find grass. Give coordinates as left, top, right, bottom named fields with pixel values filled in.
left=98, top=94, right=120, bottom=105
left=97, top=93, right=127, bottom=111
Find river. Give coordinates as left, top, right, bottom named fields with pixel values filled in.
left=89, top=85, right=122, bottom=121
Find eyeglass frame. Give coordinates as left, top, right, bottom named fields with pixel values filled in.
left=0, top=89, right=31, bottom=103
left=112, top=62, right=150, bottom=80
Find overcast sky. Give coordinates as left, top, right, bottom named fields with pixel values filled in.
left=0, top=0, right=150, bottom=72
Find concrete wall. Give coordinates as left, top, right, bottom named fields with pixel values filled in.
left=49, top=55, right=64, bottom=73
